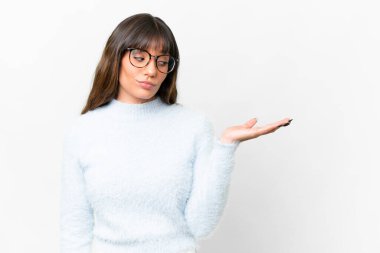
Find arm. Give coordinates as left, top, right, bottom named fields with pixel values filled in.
left=184, top=116, right=240, bottom=240
left=60, top=125, right=94, bottom=253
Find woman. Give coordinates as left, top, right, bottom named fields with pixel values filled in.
left=60, top=13, right=292, bottom=253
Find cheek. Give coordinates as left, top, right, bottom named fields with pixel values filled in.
left=120, top=54, right=134, bottom=74
left=159, top=74, right=168, bottom=84
left=120, top=62, right=137, bottom=82
left=125, top=67, right=138, bottom=80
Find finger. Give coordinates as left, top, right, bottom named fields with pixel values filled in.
left=256, top=126, right=278, bottom=136
left=266, top=119, right=293, bottom=133
left=267, top=118, right=292, bottom=129
left=268, top=127, right=277, bottom=133
left=254, top=121, right=285, bottom=136
left=245, top=118, right=292, bottom=139
left=244, top=118, right=258, bottom=128
left=281, top=118, right=293, bottom=127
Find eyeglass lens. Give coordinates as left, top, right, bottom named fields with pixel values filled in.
left=129, top=49, right=175, bottom=73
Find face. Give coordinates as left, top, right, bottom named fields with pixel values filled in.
left=116, top=47, right=168, bottom=104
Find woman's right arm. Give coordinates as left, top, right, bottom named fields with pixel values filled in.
left=60, top=124, right=94, bottom=253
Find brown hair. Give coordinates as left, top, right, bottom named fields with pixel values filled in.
left=81, top=13, right=180, bottom=115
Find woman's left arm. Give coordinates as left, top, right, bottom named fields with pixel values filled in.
left=184, top=116, right=240, bottom=240
left=184, top=116, right=292, bottom=240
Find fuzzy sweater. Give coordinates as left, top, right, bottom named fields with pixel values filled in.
left=60, top=96, right=240, bottom=253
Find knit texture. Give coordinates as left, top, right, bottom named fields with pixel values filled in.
left=60, top=96, right=240, bottom=253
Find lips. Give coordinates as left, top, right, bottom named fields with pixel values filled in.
left=138, top=80, right=155, bottom=86
left=137, top=80, right=155, bottom=90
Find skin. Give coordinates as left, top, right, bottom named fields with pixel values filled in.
left=117, top=46, right=292, bottom=144
left=219, top=118, right=292, bottom=144
left=117, top=48, right=167, bottom=104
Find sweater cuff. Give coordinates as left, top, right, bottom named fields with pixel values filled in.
left=215, top=137, right=240, bottom=153
left=213, top=137, right=240, bottom=164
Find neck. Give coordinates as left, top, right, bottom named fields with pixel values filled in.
left=115, top=94, right=158, bottom=104
left=105, top=96, right=168, bottom=121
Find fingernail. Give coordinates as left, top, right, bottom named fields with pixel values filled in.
left=282, top=119, right=293, bottom=127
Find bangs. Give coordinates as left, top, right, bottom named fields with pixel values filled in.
left=128, top=25, right=173, bottom=56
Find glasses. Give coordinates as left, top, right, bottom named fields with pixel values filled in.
left=126, top=47, right=178, bottom=74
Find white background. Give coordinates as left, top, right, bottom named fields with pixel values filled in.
left=0, top=0, right=379, bottom=252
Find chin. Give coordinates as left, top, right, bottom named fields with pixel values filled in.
left=136, top=93, right=158, bottom=101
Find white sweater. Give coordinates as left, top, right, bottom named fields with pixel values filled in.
left=60, top=96, right=240, bottom=253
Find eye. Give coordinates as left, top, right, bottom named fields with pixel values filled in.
left=134, top=56, right=145, bottom=62
left=157, top=61, right=168, bottom=66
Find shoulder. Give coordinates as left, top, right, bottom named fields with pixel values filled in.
left=62, top=109, right=99, bottom=143
left=62, top=114, right=85, bottom=145
left=62, top=111, right=105, bottom=156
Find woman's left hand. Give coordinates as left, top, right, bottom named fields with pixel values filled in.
left=219, top=118, right=293, bottom=144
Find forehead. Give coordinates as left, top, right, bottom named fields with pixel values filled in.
left=133, top=37, right=170, bottom=55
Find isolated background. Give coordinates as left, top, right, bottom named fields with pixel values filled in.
left=0, top=0, right=379, bottom=252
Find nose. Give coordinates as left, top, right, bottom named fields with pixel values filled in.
left=145, top=57, right=157, bottom=76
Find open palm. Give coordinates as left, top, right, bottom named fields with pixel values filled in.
left=220, top=118, right=293, bottom=144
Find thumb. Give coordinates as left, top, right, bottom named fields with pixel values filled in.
left=244, top=118, right=258, bottom=128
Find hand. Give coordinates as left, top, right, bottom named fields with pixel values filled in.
left=219, top=118, right=293, bottom=144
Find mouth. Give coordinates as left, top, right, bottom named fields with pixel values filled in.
left=137, top=80, right=156, bottom=90
left=137, top=80, right=155, bottom=85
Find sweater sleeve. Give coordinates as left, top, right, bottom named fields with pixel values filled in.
left=184, top=116, right=240, bottom=240
left=60, top=124, right=94, bottom=253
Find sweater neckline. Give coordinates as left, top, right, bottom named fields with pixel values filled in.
left=106, top=96, right=168, bottom=121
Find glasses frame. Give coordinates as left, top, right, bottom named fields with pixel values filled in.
left=126, top=47, right=179, bottom=74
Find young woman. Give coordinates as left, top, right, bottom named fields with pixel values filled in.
left=60, top=13, right=292, bottom=253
